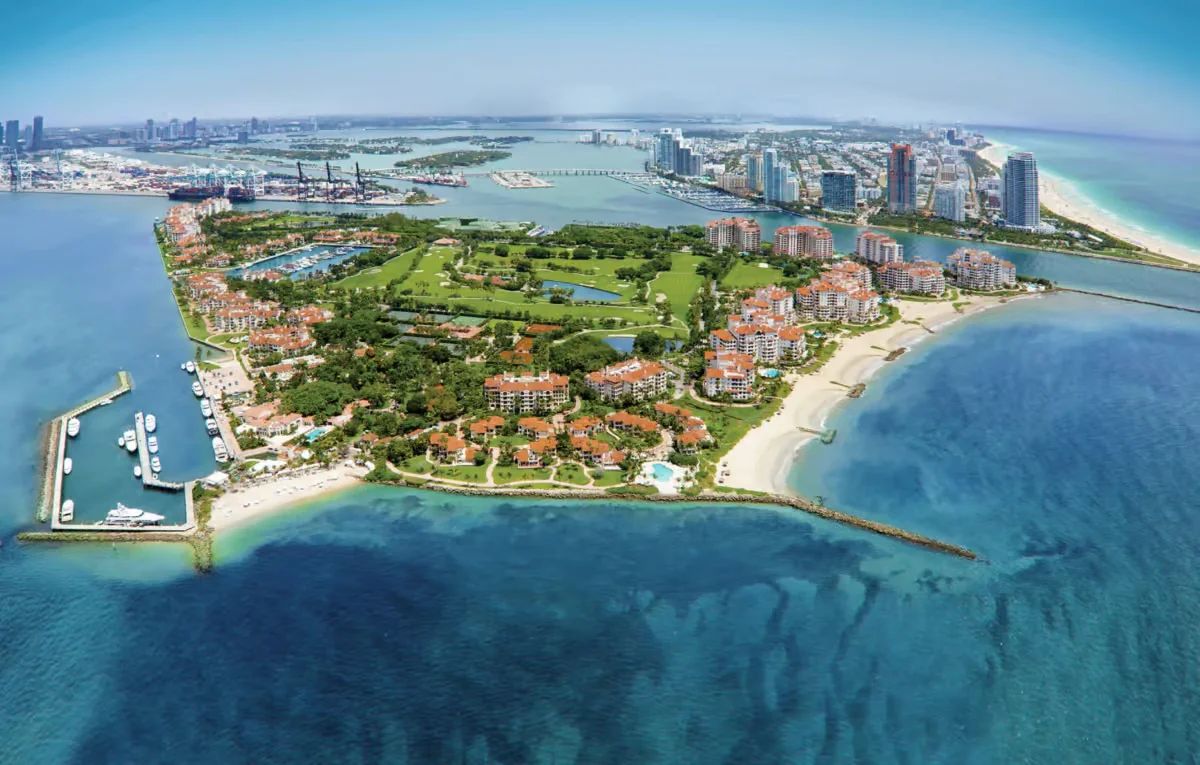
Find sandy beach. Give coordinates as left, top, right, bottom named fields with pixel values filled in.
left=207, top=462, right=368, bottom=532
left=978, top=142, right=1200, bottom=266
left=721, top=294, right=1034, bottom=494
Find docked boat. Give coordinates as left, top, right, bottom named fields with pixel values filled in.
left=62, top=457, right=73, bottom=475
left=117, top=435, right=125, bottom=448
left=200, top=398, right=213, bottom=418
left=145, top=414, right=157, bottom=433
left=133, top=465, right=142, bottom=479
left=124, top=430, right=137, bottom=453
left=150, top=456, right=162, bottom=473
left=103, top=503, right=165, bottom=527
left=148, top=436, right=159, bottom=454
left=185, top=360, right=196, bottom=375
left=180, top=362, right=186, bottom=371
left=212, top=436, right=230, bottom=464
left=67, top=417, right=81, bottom=438
left=60, top=500, right=74, bottom=523
left=191, top=381, right=204, bottom=397
left=205, top=418, right=219, bottom=435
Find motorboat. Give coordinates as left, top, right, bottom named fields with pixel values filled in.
left=185, top=360, right=196, bottom=374
left=134, top=465, right=142, bottom=478
left=205, top=418, right=219, bottom=435
left=67, top=417, right=81, bottom=438
left=60, top=500, right=74, bottom=523
left=212, top=436, right=230, bottom=464
left=104, top=503, right=165, bottom=526
left=62, top=457, right=73, bottom=475
left=117, top=435, right=125, bottom=448
left=148, top=436, right=159, bottom=454
left=180, top=362, right=186, bottom=371
left=200, top=399, right=213, bottom=418
left=150, top=456, right=162, bottom=473
left=192, top=381, right=205, bottom=397
left=124, top=430, right=138, bottom=453
left=145, top=414, right=157, bottom=433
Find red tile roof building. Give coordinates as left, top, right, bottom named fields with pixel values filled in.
left=248, top=327, right=316, bottom=355
left=774, top=225, right=834, bottom=259
left=877, top=260, right=946, bottom=295
left=705, top=217, right=761, bottom=253
left=584, top=358, right=670, bottom=402
left=570, top=436, right=626, bottom=468
left=484, top=371, right=570, bottom=413
left=429, top=432, right=478, bottom=465
left=517, top=417, right=555, bottom=439
left=469, top=415, right=507, bottom=439
left=605, top=411, right=659, bottom=434
left=856, top=232, right=904, bottom=264
left=702, top=351, right=757, bottom=400
left=947, top=248, right=1017, bottom=291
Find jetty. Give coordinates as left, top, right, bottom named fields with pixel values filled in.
left=134, top=411, right=185, bottom=492
left=40, top=371, right=133, bottom=523
left=1059, top=288, right=1200, bottom=315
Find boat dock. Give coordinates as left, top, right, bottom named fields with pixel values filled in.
left=134, top=411, right=185, bottom=492
left=40, top=371, right=134, bottom=522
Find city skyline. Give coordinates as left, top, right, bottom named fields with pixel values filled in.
left=3, top=0, right=1199, bottom=139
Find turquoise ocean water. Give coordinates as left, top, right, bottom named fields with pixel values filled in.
left=2, top=156, right=1200, bottom=762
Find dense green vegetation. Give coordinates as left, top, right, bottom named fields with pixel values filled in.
left=394, top=150, right=511, bottom=169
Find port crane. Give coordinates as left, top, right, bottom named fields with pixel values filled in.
left=296, top=161, right=313, bottom=200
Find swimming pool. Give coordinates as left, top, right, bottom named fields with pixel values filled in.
left=305, top=427, right=330, bottom=443
left=651, top=463, right=674, bottom=482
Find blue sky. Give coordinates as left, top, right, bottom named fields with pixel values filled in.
left=3, top=0, right=1198, bottom=137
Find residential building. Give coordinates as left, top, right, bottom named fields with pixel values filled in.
left=571, top=436, right=625, bottom=468
left=515, top=437, right=557, bottom=468
left=567, top=416, right=603, bottom=438
left=584, top=358, right=670, bottom=402
left=234, top=400, right=310, bottom=439
left=4, top=120, right=17, bottom=149
left=702, top=351, right=756, bottom=400
left=517, top=416, right=555, bottom=439
left=484, top=371, right=570, bottom=413
left=429, top=432, right=478, bottom=465
left=468, top=415, right=506, bottom=440
left=746, top=153, right=763, bottom=192
left=877, top=260, right=946, bottom=295
left=934, top=182, right=966, bottom=222
left=947, top=248, right=1017, bottom=290
left=605, top=411, right=659, bottom=434
left=717, top=173, right=749, bottom=193
left=887, top=143, right=918, bottom=213
left=31, top=116, right=43, bottom=151
left=248, top=327, right=315, bottom=355
left=856, top=232, right=904, bottom=264
left=828, top=261, right=872, bottom=290
left=774, top=225, right=834, bottom=259
left=821, top=170, right=857, bottom=212
left=1003, top=152, right=1040, bottom=230
left=705, top=217, right=761, bottom=253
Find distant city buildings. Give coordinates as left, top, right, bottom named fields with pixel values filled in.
left=31, top=116, right=43, bottom=151
left=654, top=128, right=702, bottom=176
left=774, top=225, right=834, bottom=259
left=887, top=143, right=918, bottom=213
left=5, top=120, right=18, bottom=150
left=705, top=217, right=761, bottom=253
left=762, top=148, right=798, bottom=203
left=746, top=153, right=763, bottom=192
left=1002, top=152, right=1040, bottom=230
left=856, top=232, right=904, bottom=264
left=716, top=173, right=748, bottom=193
left=820, top=170, right=857, bottom=212
left=947, top=248, right=1017, bottom=290
left=934, top=182, right=966, bottom=222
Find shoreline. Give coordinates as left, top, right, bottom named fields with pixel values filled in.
left=978, top=142, right=1200, bottom=266
left=721, top=293, right=1039, bottom=495
left=207, top=463, right=369, bottom=532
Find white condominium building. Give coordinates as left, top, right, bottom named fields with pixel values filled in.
left=946, top=248, right=1017, bottom=291
left=856, top=232, right=904, bottom=264
left=877, top=260, right=946, bottom=295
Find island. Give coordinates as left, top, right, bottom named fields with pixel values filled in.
left=394, top=150, right=511, bottom=170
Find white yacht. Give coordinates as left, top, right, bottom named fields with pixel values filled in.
left=60, top=500, right=74, bottom=523
left=212, top=436, right=230, bottom=463
left=191, top=381, right=204, bottom=397
left=124, top=430, right=138, bottom=453
left=67, top=418, right=81, bottom=438
left=185, top=360, right=196, bottom=375
left=145, top=414, right=157, bottom=433
left=200, top=398, right=213, bottom=418
left=150, top=456, right=162, bottom=473
left=148, top=436, right=159, bottom=454
left=205, top=418, right=219, bottom=435
left=133, top=465, right=142, bottom=479
left=104, top=503, right=165, bottom=526
left=62, top=457, right=73, bottom=475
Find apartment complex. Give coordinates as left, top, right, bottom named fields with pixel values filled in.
left=946, top=248, right=1017, bottom=291
left=1002, top=152, right=1040, bottom=230
left=584, top=358, right=670, bottom=402
left=820, top=170, right=857, bottom=212
left=702, top=351, right=757, bottom=401
left=483, top=371, right=570, bottom=413
left=774, top=225, right=834, bottom=259
left=855, top=231, right=904, bottom=264
left=705, top=217, right=761, bottom=253
left=887, top=143, right=918, bottom=213
left=877, top=260, right=946, bottom=295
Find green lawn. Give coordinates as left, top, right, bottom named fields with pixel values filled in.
left=432, top=463, right=490, bottom=483
left=649, top=253, right=706, bottom=327
left=393, top=246, right=461, bottom=296
left=679, top=390, right=788, bottom=465
left=720, top=260, right=785, bottom=289
left=591, top=470, right=625, bottom=487
left=494, top=466, right=552, bottom=484
left=555, top=462, right=590, bottom=485
left=400, top=455, right=433, bottom=474
left=333, top=247, right=422, bottom=289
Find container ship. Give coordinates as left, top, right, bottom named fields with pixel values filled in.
left=407, top=173, right=468, bottom=188
left=226, top=186, right=257, bottom=203
left=167, top=186, right=223, bottom=201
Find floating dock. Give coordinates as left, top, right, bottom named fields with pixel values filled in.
left=134, top=411, right=184, bottom=492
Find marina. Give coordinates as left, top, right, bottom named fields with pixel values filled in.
left=228, top=242, right=372, bottom=280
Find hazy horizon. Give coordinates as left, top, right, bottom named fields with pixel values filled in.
left=4, top=0, right=1198, bottom=139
